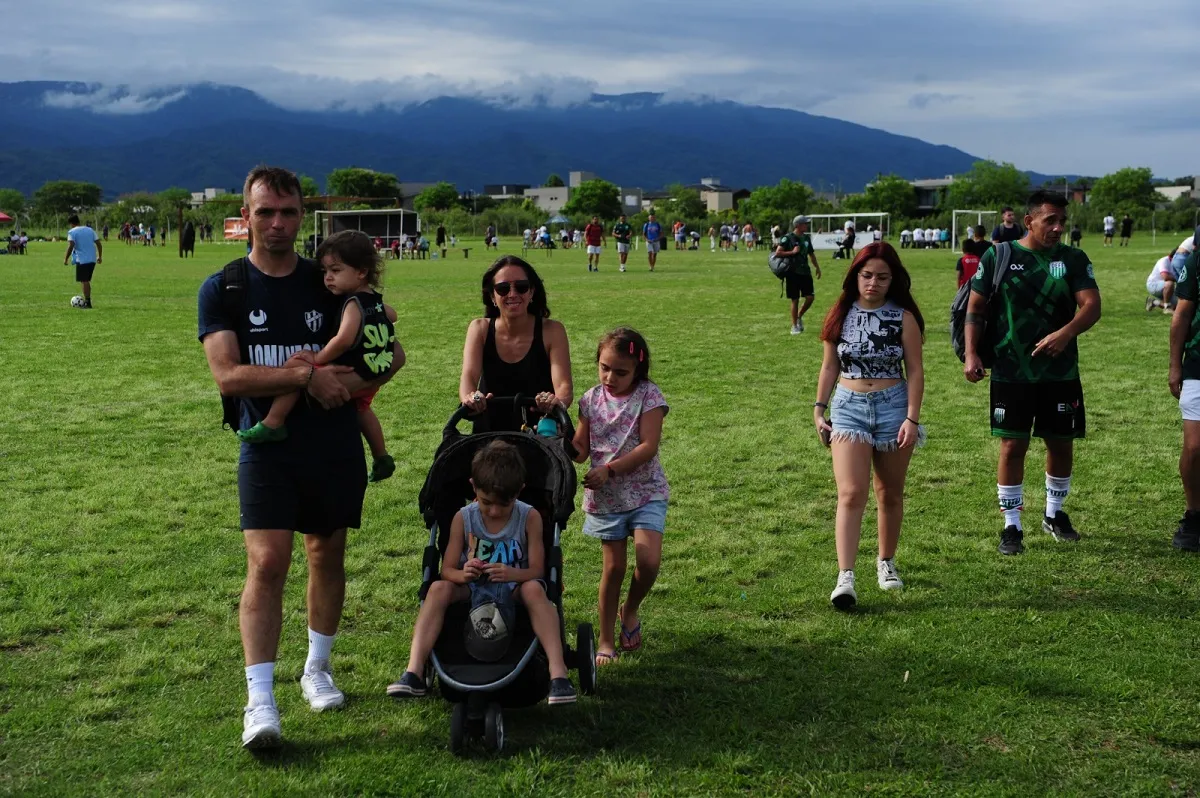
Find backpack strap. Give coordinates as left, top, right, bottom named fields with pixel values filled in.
left=991, top=242, right=1011, bottom=295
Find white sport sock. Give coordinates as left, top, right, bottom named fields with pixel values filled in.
left=1045, top=474, right=1071, bottom=517
left=245, top=662, right=275, bottom=704
left=998, top=484, right=1024, bottom=530
left=306, top=628, right=334, bottom=671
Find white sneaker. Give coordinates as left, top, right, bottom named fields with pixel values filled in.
left=790, top=323, right=801, bottom=335
left=877, top=558, right=904, bottom=590
left=620, top=265, right=626, bottom=272
left=797, top=317, right=805, bottom=332
left=830, top=570, right=856, bottom=610
left=242, top=695, right=281, bottom=749
left=300, top=659, right=345, bottom=712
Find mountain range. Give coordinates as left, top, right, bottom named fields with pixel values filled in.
left=0, top=82, right=1051, bottom=199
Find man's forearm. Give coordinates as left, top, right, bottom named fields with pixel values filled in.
left=218, top=363, right=310, bottom=398
left=1061, top=299, right=1102, bottom=339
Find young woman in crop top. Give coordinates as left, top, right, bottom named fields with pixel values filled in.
left=812, top=242, right=926, bottom=611
left=460, top=256, right=573, bottom=432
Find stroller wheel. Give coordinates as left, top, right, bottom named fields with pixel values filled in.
left=449, top=702, right=467, bottom=754
left=577, top=623, right=597, bottom=696
left=485, top=702, right=505, bottom=753
left=423, top=661, right=435, bottom=693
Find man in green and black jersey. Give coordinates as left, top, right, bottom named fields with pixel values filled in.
left=776, top=214, right=822, bottom=334
left=612, top=214, right=633, bottom=272
left=1167, top=241, right=1200, bottom=550
left=964, top=190, right=1101, bottom=555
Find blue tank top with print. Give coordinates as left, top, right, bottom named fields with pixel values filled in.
left=460, top=499, right=532, bottom=607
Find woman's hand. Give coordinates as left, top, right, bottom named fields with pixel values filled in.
left=582, top=466, right=611, bottom=490
left=897, top=419, right=920, bottom=448
left=534, top=392, right=561, bottom=412
left=814, top=411, right=833, bottom=447
left=463, top=390, right=492, bottom=413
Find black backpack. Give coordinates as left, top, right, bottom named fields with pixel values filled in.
left=950, top=242, right=1011, bottom=366
left=218, top=258, right=250, bottom=432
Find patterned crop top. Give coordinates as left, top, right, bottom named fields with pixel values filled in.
left=837, top=301, right=906, bottom=380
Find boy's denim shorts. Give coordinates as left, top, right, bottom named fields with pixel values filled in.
left=583, top=499, right=667, bottom=541
left=830, top=382, right=926, bottom=451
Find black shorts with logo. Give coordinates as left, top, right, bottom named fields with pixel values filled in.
left=76, top=262, right=96, bottom=282
left=785, top=270, right=814, bottom=300
left=990, top=379, right=1086, bottom=440
left=238, top=456, right=367, bottom=535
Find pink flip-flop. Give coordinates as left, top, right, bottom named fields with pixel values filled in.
left=618, top=604, right=642, bottom=652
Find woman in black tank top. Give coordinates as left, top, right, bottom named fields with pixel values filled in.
left=459, top=256, right=573, bottom=431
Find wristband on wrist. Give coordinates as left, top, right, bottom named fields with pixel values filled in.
left=305, top=363, right=315, bottom=386
left=606, top=464, right=616, bottom=479
left=814, top=402, right=827, bottom=409
left=905, top=416, right=919, bottom=425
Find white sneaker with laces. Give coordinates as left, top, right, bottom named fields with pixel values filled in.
left=790, top=323, right=801, bottom=335
left=300, top=659, right=345, bottom=712
left=877, top=558, right=904, bottom=590
left=242, top=695, right=281, bottom=749
left=830, top=569, right=856, bottom=610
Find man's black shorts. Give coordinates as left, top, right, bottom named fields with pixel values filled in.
left=238, top=456, right=367, bottom=535
left=785, top=270, right=814, bottom=300
left=75, top=262, right=96, bottom=282
left=990, top=379, right=1086, bottom=440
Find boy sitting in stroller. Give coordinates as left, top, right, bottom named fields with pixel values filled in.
left=388, top=440, right=577, bottom=704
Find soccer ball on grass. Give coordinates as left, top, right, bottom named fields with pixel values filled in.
left=70, top=296, right=87, bottom=308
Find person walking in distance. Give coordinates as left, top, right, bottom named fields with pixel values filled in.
left=963, top=191, right=1101, bottom=555
left=643, top=213, right=662, bottom=272
left=584, top=215, right=605, bottom=272
left=612, top=214, right=633, bottom=272
left=777, top=215, right=822, bottom=334
left=64, top=214, right=102, bottom=309
left=991, top=207, right=1025, bottom=245
left=1102, top=212, right=1116, bottom=247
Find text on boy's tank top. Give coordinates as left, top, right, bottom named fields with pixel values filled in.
left=476, top=316, right=554, bottom=432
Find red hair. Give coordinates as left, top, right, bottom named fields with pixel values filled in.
left=819, top=242, right=925, bottom=342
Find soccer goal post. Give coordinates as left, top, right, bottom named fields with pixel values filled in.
left=803, top=212, right=889, bottom=250
left=952, top=210, right=997, bottom=248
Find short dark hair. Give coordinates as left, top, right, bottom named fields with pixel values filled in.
left=243, top=165, right=302, bottom=206
left=1025, top=190, right=1068, bottom=216
left=596, top=327, right=652, bottom=382
left=471, top=440, right=526, bottom=502
left=1001, top=206, right=1014, bottom=214
left=480, top=255, right=550, bottom=318
left=67, top=214, right=80, bottom=226
left=316, top=230, right=384, bottom=289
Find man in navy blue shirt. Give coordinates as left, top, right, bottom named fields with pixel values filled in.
left=198, top=166, right=402, bottom=749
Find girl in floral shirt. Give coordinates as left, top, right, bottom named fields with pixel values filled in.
left=571, top=328, right=669, bottom=666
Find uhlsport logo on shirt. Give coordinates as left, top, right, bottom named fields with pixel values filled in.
left=305, top=310, right=324, bottom=332
left=249, top=309, right=267, bottom=326
left=1049, top=261, right=1067, bottom=279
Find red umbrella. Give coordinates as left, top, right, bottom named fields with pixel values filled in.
left=0, top=212, right=11, bottom=223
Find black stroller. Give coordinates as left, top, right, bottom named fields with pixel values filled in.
left=415, top=397, right=597, bottom=754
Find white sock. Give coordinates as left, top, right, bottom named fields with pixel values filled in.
left=306, top=628, right=335, bottom=671
left=1046, top=474, right=1071, bottom=517
left=998, top=484, right=1023, bottom=530
left=245, top=662, right=275, bottom=704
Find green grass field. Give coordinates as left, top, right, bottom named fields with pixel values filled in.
left=3, top=233, right=1200, bottom=796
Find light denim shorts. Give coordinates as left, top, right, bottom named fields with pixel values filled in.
left=582, top=499, right=667, bottom=541
left=830, top=382, right=926, bottom=451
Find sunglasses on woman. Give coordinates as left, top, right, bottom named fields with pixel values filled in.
left=493, top=280, right=531, bottom=297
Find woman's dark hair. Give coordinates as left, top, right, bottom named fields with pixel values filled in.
left=315, top=230, right=384, bottom=290
left=819, top=242, right=925, bottom=342
left=596, top=327, right=651, bottom=382
left=480, top=255, right=550, bottom=318
left=471, top=440, right=526, bottom=502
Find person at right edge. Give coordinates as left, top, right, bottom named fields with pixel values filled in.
left=1168, top=238, right=1200, bottom=551
left=963, top=190, right=1101, bottom=555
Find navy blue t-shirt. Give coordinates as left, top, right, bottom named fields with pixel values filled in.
left=197, top=257, right=360, bottom=464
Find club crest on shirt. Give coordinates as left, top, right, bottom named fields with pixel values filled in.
left=305, top=310, right=324, bottom=332
left=1086, top=263, right=1094, bottom=279
left=1049, top=261, right=1066, bottom=279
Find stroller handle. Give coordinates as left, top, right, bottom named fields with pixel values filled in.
left=443, top=394, right=577, bottom=445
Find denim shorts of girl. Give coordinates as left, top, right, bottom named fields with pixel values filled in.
left=830, top=382, right=927, bottom=451
left=582, top=499, right=668, bottom=541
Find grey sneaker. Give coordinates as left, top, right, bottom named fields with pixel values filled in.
left=300, top=659, right=345, bottom=712
left=242, top=695, right=281, bottom=749
left=1147, top=295, right=1157, bottom=312
left=830, top=570, right=856, bottom=610
left=876, top=558, right=904, bottom=590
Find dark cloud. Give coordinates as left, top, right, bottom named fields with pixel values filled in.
left=5, top=0, right=1199, bottom=174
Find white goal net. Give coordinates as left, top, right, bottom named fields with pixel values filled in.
left=952, top=210, right=997, bottom=249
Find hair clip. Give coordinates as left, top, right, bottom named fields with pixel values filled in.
left=629, top=341, right=635, bottom=355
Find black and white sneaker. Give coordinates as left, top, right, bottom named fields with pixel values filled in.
left=1173, top=512, right=1200, bottom=552
left=547, top=677, right=577, bottom=705
left=1043, top=511, right=1081, bottom=542
left=998, top=525, right=1025, bottom=555
left=386, top=671, right=427, bottom=698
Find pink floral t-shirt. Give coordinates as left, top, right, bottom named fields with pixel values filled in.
left=578, top=380, right=670, bottom=514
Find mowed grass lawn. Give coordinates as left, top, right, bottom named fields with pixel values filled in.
left=3, top=232, right=1200, bottom=796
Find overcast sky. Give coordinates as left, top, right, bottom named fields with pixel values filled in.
left=5, top=0, right=1197, bottom=177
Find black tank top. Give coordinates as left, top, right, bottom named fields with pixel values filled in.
left=335, top=291, right=395, bottom=381
left=477, top=316, right=554, bottom=432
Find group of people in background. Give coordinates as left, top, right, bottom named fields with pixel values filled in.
left=5, top=229, right=28, bottom=253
